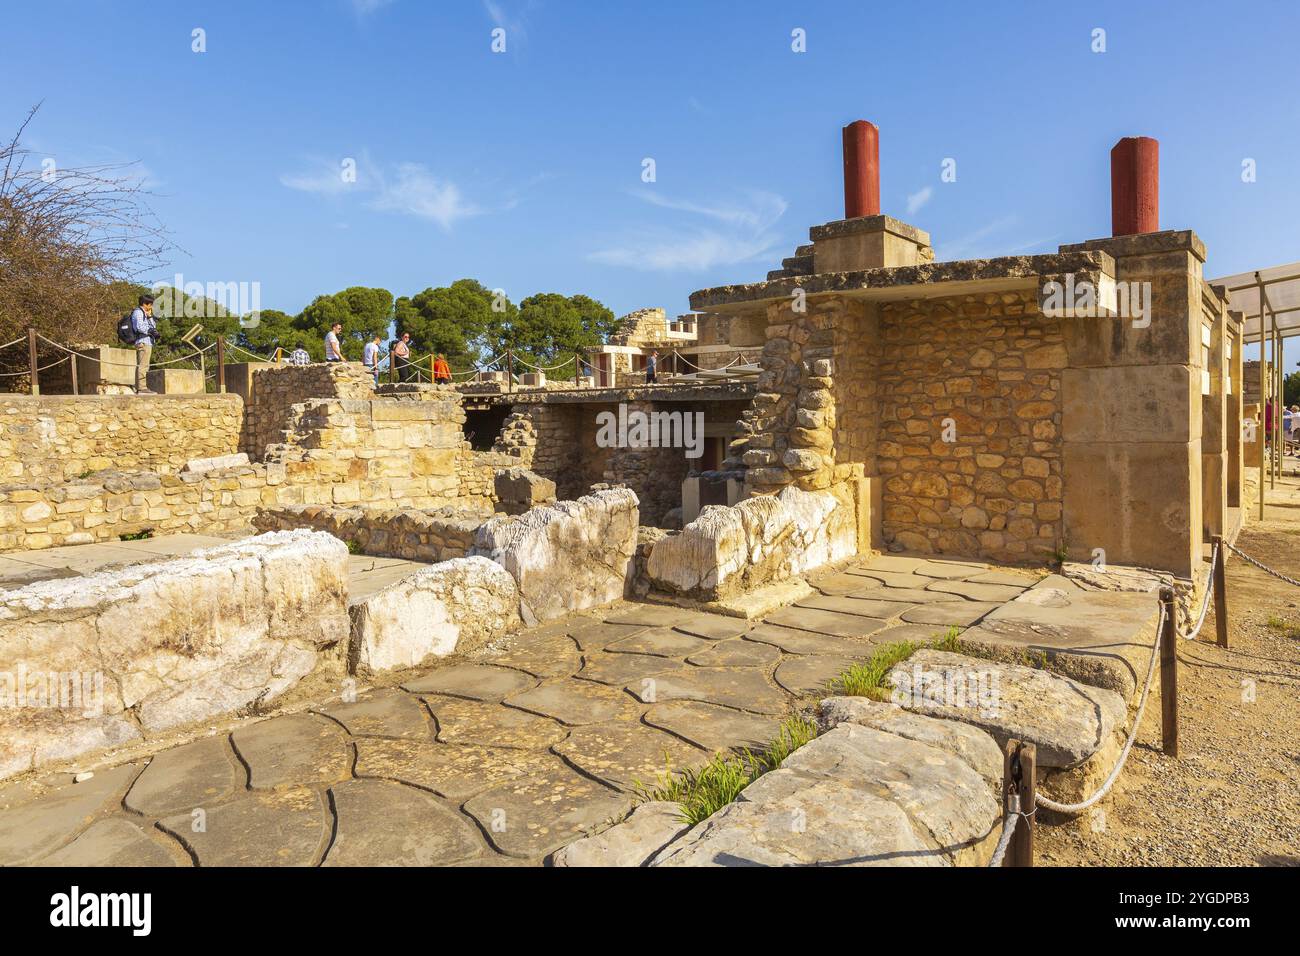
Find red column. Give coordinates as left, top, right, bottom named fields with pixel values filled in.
left=842, top=120, right=880, bottom=219
left=1110, top=136, right=1159, bottom=236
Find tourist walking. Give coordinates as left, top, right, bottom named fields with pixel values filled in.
left=433, top=354, right=452, bottom=383
left=324, top=323, right=343, bottom=362
left=392, top=332, right=412, bottom=381
left=645, top=349, right=659, bottom=385
left=363, top=334, right=381, bottom=386
left=129, top=294, right=158, bottom=394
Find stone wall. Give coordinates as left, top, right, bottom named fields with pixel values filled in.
left=647, top=483, right=858, bottom=601
left=0, top=531, right=350, bottom=780
left=471, top=488, right=639, bottom=625
left=241, top=362, right=376, bottom=459
left=253, top=504, right=486, bottom=563
left=0, top=394, right=242, bottom=483
left=1, top=393, right=471, bottom=553
left=875, top=291, right=1065, bottom=562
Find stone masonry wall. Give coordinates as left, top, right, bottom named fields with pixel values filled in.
left=241, top=362, right=375, bottom=459
left=0, top=395, right=242, bottom=483
left=875, top=291, right=1065, bottom=562
left=253, top=504, right=486, bottom=563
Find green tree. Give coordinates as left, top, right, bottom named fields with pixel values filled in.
left=297, top=286, right=393, bottom=360
left=514, top=292, right=616, bottom=367
left=1284, top=370, right=1300, bottom=407
left=395, top=279, right=512, bottom=369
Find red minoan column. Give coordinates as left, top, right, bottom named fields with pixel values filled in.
left=842, top=120, right=880, bottom=219
left=1110, top=136, right=1159, bottom=236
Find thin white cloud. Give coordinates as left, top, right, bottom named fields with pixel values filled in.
left=350, top=0, right=394, bottom=15
left=368, top=162, right=480, bottom=230
left=484, top=0, right=529, bottom=44
left=281, top=153, right=481, bottom=231
left=589, top=189, right=787, bottom=273
left=906, top=186, right=933, bottom=216
left=935, top=215, right=1019, bottom=261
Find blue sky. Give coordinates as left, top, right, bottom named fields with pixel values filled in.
left=4, top=0, right=1299, bottom=353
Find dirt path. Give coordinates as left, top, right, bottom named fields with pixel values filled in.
left=1038, top=475, right=1300, bottom=866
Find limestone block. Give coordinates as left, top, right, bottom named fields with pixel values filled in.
left=886, top=649, right=1127, bottom=769
left=471, top=488, right=639, bottom=625
left=146, top=368, right=205, bottom=395
left=551, top=802, right=689, bottom=867
left=1061, top=365, right=1199, bottom=443
left=0, top=530, right=349, bottom=780
left=182, top=452, right=251, bottom=474
left=348, top=556, right=521, bottom=674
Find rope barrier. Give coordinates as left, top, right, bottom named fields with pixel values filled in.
left=987, top=795, right=1021, bottom=868
left=0, top=337, right=27, bottom=352
left=670, top=350, right=752, bottom=373
left=0, top=354, right=69, bottom=377
left=1184, top=542, right=1218, bottom=641
left=1224, top=540, right=1300, bottom=587
left=1033, top=604, right=1165, bottom=815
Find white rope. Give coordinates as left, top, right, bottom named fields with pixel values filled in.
left=1224, top=540, right=1300, bottom=588
left=0, top=337, right=26, bottom=352
left=37, top=335, right=217, bottom=369
left=988, top=794, right=1021, bottom=867
left=0, top=354, right=69, bottom=376
left=670, top=350, right=749, bottom=373
left=1035, top=604, right=1165, bottom=815
left=511, top=354, right=577, bottom=373
left=1184, top=542, right=1217, bottom=641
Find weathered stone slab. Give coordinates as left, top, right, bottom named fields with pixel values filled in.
left=670, top=612, right=752, bottom=640
left=159, top=788, right=329, bottom=866
left=318, top=689, right=433, bottom=739
left=795, top=594, right=917, bottom=619
left=846, top=568, right=935, bottom=589
left=36, top=817, right=181, bottom=866
left=354, top=739, right=557, bottom=800
left=962, top=587, right=1160, bottom=700
left=605, top=627, right=713, bottom=658
left=687, top=638, right=781, bottom=668
left=464, top=765, right=633, bottom=859
left=577, top=652, right=680, bottom=687
left=966, top=569, right=1043, bottom=587
left=775, top=724, right=998, bottom=864
left=124, top=735, right=244, bottom=817
left=626, top=667, right=787, bottom=714
left=817, top=696, right=1003, bottom=787
left=851, top=585, right=963, bottom=603
left=652, top=771, right=942, bottom=867
left=867, top=623, right=961, bottom=645
left=810, top=572, right=883, bottom=596
left=181, top=452, right=250, bottom=473
left=744, top=623, right=876, bottom=657
left=231, top=714, right=352, bottom=790
left=643, top=701, right=780, bottom=752
left=858, top=556, right=927, bottom=573
left=900, top=603, right=998, bottom=627
left=606, top=604, right=695, bottom=627
left=551, top=802, right=689, bottom=867
left=486, top=633, right=582, bottom=679
left=764, top=606, right=890, bottom=638
left=426, top=698, right=567, bottom=749
left=555, top=722, right=708, bottom=790
left=926, top=579, right=1027, bottom=603
left=887, top=649, right=1127, bottom=769
left=0, top=530, right=350, bottom=779
left=0, top=763, right=141, bottom=865
left=566, top=620, right=649, bottom=651
left=323, top=779, right=482, bottom=866
left=402, top=663, right=536, bottom=701
left=911, top=560, right=986, bottom=579
left=348, top=556, right=520, bottom=674
left=774, top=656, right=859, bottom=697
left=505, top=680, right=640, bottom=726
left=472, top=489, right=639, bottom=625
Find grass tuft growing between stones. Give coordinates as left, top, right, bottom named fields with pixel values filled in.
left=831, top=627, right=963, bottom=700
left=635, top=714, right=820, bottom=826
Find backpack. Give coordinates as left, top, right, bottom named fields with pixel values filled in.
left=116, top=312, right=138, bottom=345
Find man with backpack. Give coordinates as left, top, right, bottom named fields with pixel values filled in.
left=122, top=294, right=159, bottom=394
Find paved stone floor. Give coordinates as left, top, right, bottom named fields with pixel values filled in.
left=0, top=552, right=1042, bottom=867
left=0, top=532, right=430, bottom=601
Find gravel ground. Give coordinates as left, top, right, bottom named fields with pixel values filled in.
left=1037, top=473, right=1300, bottom=867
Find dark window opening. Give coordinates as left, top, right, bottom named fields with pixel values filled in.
left=464, top=405, right=511, bottom=451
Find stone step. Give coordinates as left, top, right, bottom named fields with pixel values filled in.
left=766, top=269, right=793, bottom=281
left=781, top=255, right=814, bottom=274
left=795, top=243, right=814, bottom=256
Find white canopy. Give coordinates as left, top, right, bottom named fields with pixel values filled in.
left=1208, top=261, right=1300, bottom=344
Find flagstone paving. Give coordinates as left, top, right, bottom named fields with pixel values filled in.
left=0, top=553, right=1042, bottom=867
